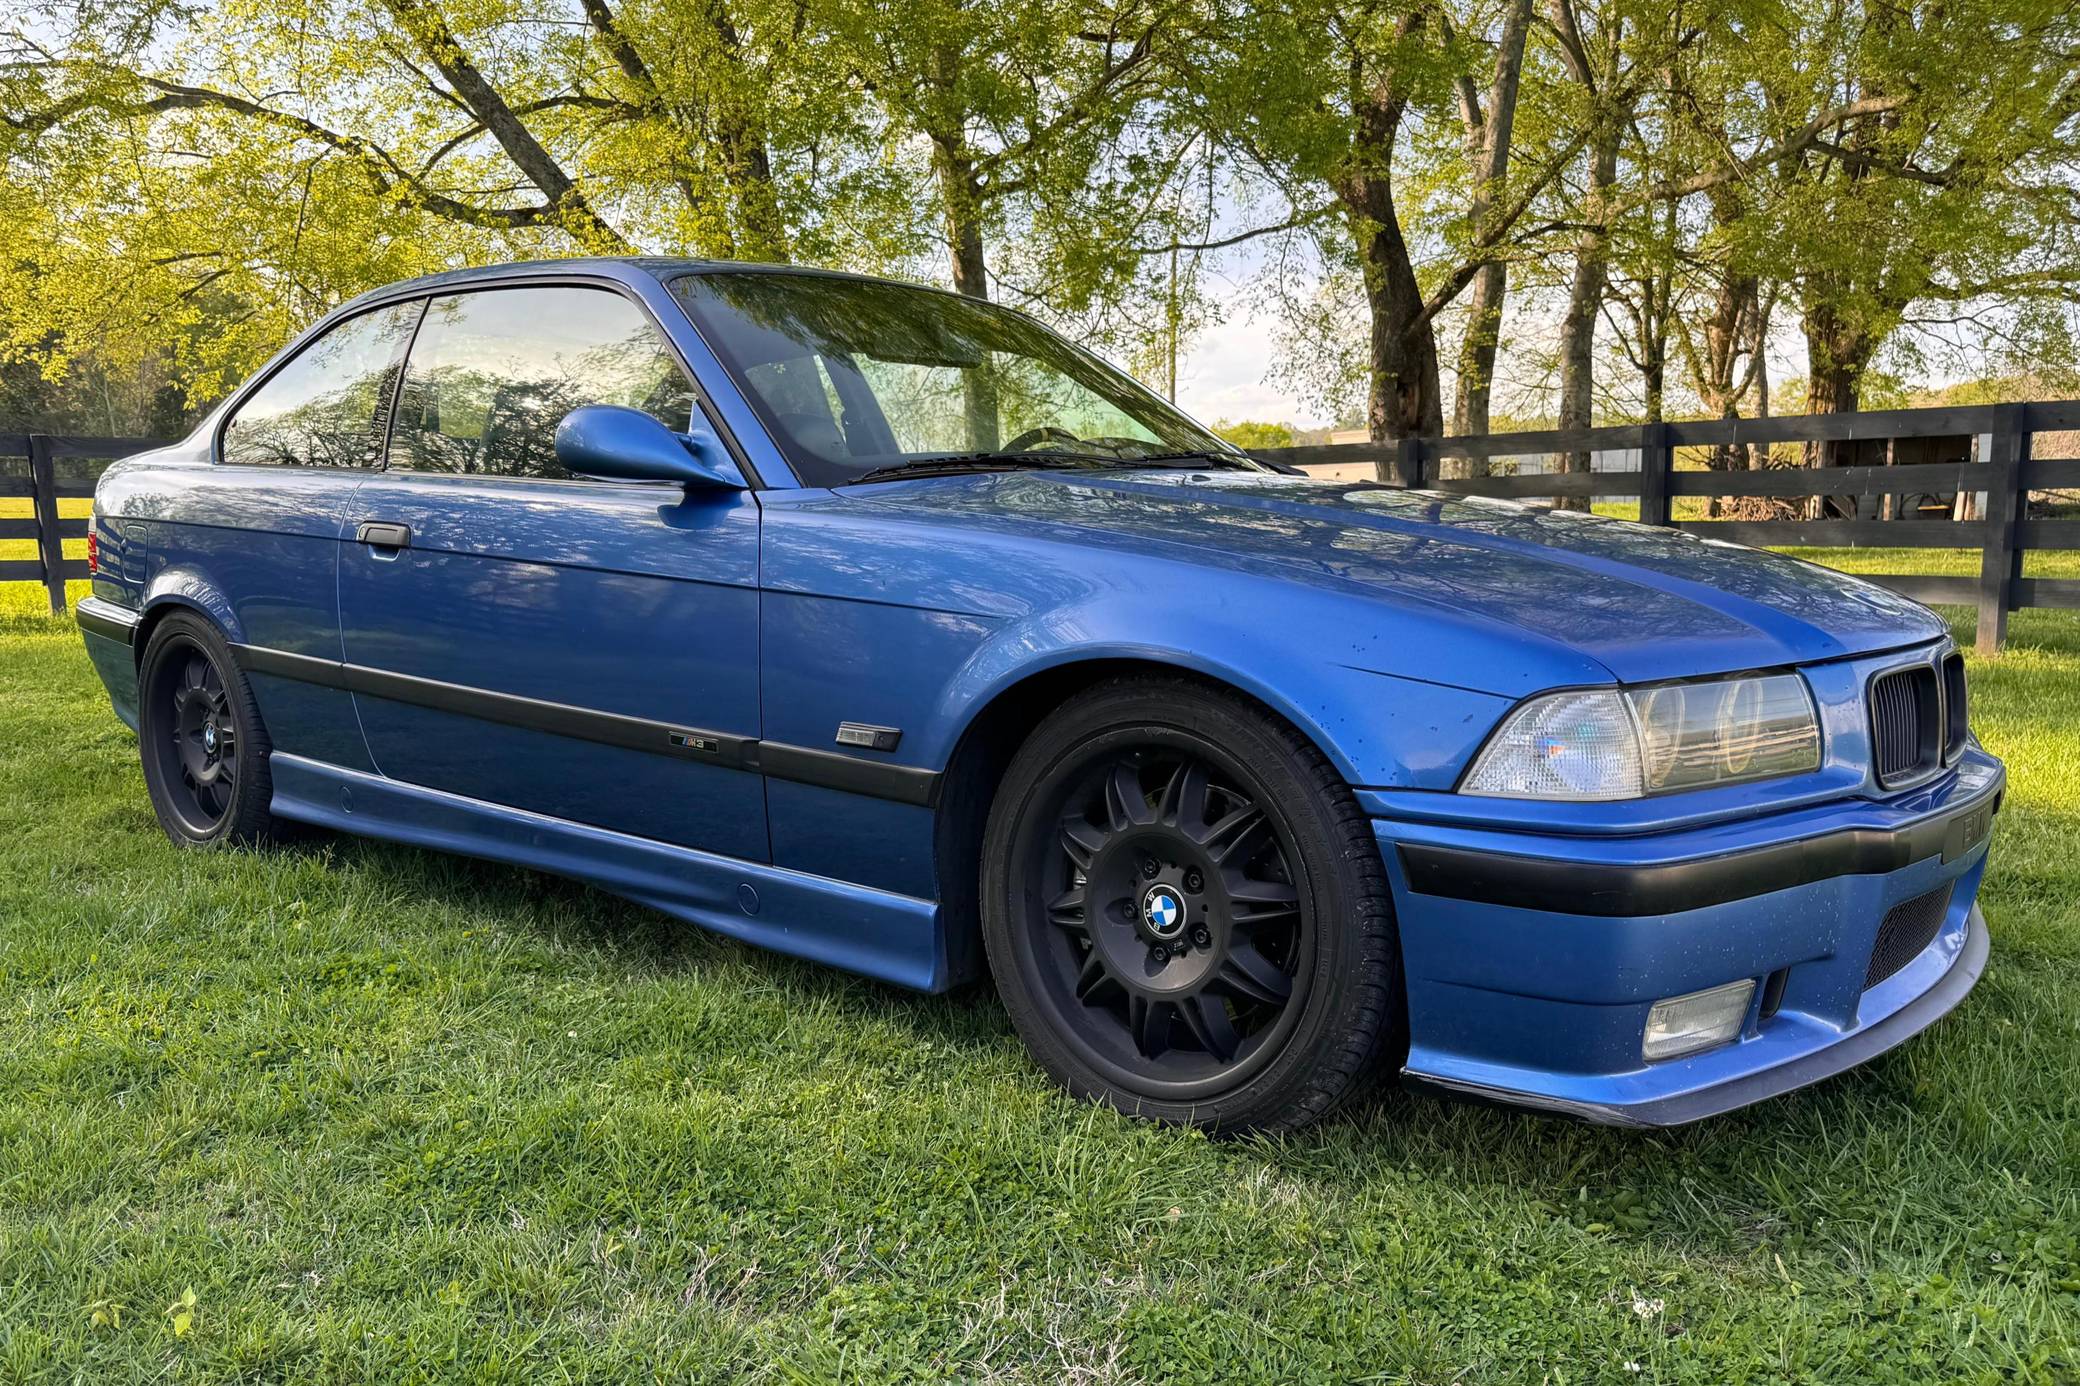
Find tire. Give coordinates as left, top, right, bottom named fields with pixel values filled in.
left=980, top=675, right=1404, bottom=1133
left=137, top=610, right=282, bottom=848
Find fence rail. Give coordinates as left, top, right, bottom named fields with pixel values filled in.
left=1254, top=399, right=2080, bottom=654
left=0, top=434, right=173, bottom=614
left=7, top=399, right=2079, bottom=653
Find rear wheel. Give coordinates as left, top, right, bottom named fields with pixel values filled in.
left=981, top=676, right=1403, bottom=1132
left=137, top=611, right=281, bottom=847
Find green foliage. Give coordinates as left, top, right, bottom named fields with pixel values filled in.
left=0, top=0, right=1191, bottom=409
left=1210, top=418, right=1294, bottom=449
left=1, top=0, right=2076, bottom=431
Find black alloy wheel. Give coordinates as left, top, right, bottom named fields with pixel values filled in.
left=137, top=611, right=280, bottom=847
left=982, top=676, right=1404, bottom=1132
left=1038, top=749, right=1309, bottom=1090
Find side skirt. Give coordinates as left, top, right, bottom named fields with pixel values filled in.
left=268, top=753, right=953, bottom=992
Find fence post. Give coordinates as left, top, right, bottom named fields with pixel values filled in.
left=1637, top=422, right=1672, bottom=527
left=1974, top=404, right=2027, bottom=655
left=26, top=435, right=67, bottom=616
left=1392, top=435, right=1424, bottom=489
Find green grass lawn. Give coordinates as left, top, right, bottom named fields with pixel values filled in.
left=2, top=580, right=2077, bottom=1383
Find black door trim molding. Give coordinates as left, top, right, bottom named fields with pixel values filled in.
left=231, top=642, right=939, bottom=807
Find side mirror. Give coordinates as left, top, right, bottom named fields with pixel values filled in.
left=554, top=404, right=744, bottom=489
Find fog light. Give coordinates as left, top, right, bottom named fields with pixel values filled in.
left=1642, top=979, right=1755, bottom=1061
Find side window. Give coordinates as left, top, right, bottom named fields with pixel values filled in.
left=388, top=287, right=698, bottom=478
left=220, top=301, right=420, bottom=468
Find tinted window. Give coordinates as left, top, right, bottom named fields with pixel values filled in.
left=220, top=301, right=420, bottom=468
left=672, top=273, right=1246, bottom=487
left=388, top=287, right=698, bottom=478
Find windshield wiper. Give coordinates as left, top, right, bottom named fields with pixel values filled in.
left=1106, top=450, right=1256, bottom=471
left=843, top=451, right=1120, bottom=485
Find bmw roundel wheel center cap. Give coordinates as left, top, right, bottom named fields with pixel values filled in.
left=1070, top=828, right=1242, bottom=998
left=1141, top=883, right=1186, bottom=939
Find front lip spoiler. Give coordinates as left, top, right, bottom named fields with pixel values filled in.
left=1397, top=769, right=2003, bottom=917
left=1402, top=903, right=1990, bottom=1128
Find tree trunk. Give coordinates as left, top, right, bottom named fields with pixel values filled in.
left=1803, top=302, right=1872, bottom=435
left=1750, top=326, right=1771, bottom=474
left=1802, top=299, right=1875, bottom=516
left=1356, top=209, right=1444, bottom=459
left=1551, top=126, right=1617, bottom=510
left=1803, top=312, right=1866, bottom=420
left=1452, top=262, right=1505, bottom=449
left=1446, top=0, right=1533, bottom=470
left=931, top=136, right=997, bottom=448
left=933, top=141, right=990, bottom=301
left=1642, top=336, right=1665, bottom=424
left=1338, top=69, right=1443, bottom=482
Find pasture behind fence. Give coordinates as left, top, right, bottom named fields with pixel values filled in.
left=6, top=399, right=2078, bottom=653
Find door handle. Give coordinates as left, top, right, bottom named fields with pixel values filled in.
left=356, top=521, right=412, bottom=549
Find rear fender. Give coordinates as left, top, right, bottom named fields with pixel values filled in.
left=140, top=569, right=246, bottom=646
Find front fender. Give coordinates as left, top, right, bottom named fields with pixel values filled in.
left=928, top=588, right=1517, bottom=791
left=759, top=493, right=1578, bottom=794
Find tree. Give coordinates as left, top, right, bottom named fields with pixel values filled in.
left=1540, top=0, right=1656, bottom=506
left=1738, top=0, right=2080, bottom=435
left=823, top=0, right=1178, bottom=301
left=1212, top=418, right=1295, bottom=448
left=1177, top=0, right=1602, bottom=472
left=6, top=0, right=2078, bottom=441
left=1447, top=0, right=1535, bottom=447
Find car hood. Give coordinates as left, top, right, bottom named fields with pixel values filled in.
left=852, top=468, right=1947, bottom=684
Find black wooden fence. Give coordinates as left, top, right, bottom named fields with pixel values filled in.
left=1, top=434, right=171, bottom=615
left=1256, top=399, right=2080, bottom=654
left=6, top=399, right=2078, bottom=653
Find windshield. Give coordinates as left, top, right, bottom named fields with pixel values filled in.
left=671, top=271, right=1255, bottom=487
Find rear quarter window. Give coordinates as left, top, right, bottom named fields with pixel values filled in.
left=220, top=301, right=421, bottom=468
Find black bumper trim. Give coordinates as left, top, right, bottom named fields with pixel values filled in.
left=75, top=597, right=141, bottom=647
left=1403, top=904, right=1990, bottom=1128
left=230, top=643, right=939, bottom=808
left=1397, top=772, right=2002, bottom=917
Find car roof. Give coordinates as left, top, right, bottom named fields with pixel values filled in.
left=336, top=256, right=982, bottom=312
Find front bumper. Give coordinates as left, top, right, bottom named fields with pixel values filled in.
left=1378, top=748, right=2002, bottom=1127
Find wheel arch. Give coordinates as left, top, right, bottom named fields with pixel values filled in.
left=133, top=572, right=244, bottom=664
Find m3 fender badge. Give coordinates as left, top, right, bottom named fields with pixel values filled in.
left=668, top=730, right=720, bottom=754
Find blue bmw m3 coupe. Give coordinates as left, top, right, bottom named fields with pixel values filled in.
left=75, top=258, right=2002, bottom=1132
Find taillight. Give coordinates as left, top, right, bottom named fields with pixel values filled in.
left=85, top=527, right=99, bottom=575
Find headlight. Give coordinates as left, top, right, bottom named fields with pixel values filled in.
left=1461, top=673, right=1819, bottom=801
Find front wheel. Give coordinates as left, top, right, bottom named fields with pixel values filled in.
left=981, top=676, right=1404, bottom=1132
left=137, top=611, right=282, bottom=848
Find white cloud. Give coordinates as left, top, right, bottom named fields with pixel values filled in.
left=1173, top=296, right=1330, bottom=429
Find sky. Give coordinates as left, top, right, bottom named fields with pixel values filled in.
left=1174, top=296, right=1313, bottom=427
left=1159, top=237, right=1341, bottom=430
